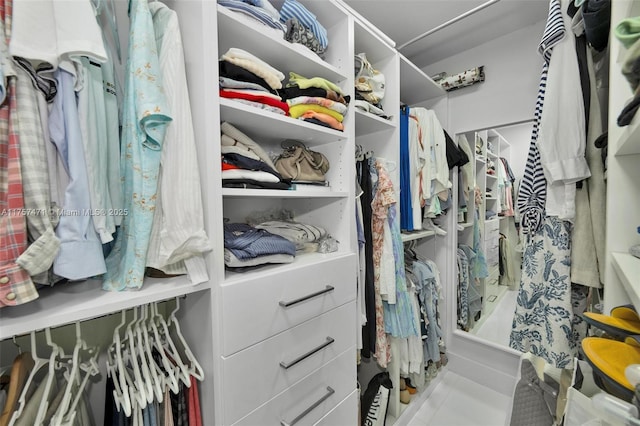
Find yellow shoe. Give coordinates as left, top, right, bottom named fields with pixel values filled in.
left=583, top=305, right=640, bottom=337
left=582, top=336, right=640, bottom=401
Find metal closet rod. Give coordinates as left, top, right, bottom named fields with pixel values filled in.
left=397, top=0, right=502, bottom=50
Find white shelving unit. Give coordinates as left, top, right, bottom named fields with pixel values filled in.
left=457, top=127, right=514, bottom=330
left=604, top=0, right=640, bottom=314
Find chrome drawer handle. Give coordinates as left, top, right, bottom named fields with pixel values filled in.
left=280, top=337, right=335, bottom=369
left=280, top=386, right=335, bottom=426
left=279, top=285, right=334, bottom=308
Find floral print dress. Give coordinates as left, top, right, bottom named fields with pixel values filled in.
left=509, top=217, right=577, bottom=369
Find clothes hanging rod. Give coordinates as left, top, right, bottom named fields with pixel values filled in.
left=397, top=0, right=502, bottom=50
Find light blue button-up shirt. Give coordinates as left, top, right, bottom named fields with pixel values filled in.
left=103, top=0, right=171, bottom=291
left=51, top=68, right=107, bottom=280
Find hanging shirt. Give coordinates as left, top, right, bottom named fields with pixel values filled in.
left=77, top=57, right=115, bottom=244
left=14, top=63, right=60, bottom=280
left=0, top=34, right=38, bottom=307
left=103, top=0, right=172, bottom=291
left=50, top=67, right=107, bottom=280
left=536, top=0, right=590, bottom=221
left=517, top=0, right=565, bottom=234
left=10, top=0, right=107, bottom=69
left=146, top=2, right=211, bottom=284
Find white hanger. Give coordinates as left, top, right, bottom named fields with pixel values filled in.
left=33, top=328, right=63, bottom=426
left=59, top=345, right=100, bottom=426
left=8, top=329, right=57, bottom=425
left=107, top=310, right=132, bottom=417
left=132, top=306, right=154, bottom=405
left=149, top=302, right=180, bottom=394
left=168, top=297, right=204, bottom=382
left=123, top=306, right=148, bottom=408
left=50, top=322, right=99, bottom=426
left=140, top=304, right=165, bottom=402
left=154, top=301, right=191, bottom=387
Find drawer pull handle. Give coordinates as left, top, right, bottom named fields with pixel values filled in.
left=280, top=386, right=335, bottom=426
left=280, top=337, right=335, bottom=369
left=279, top=285, right=334, bottom=308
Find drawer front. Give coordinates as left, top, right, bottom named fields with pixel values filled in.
left=314, top=389, right=358, bottom=425
left=233, top=348, right=356, bottom=426
left=221, top=254, right=357, bottom=355
left=485, top=219, right=500, bottom=234
left=221, top=302, right=356, bottom=425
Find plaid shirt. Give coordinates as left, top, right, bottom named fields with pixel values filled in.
left=14, top=64, right=60, bottom=281
left=0, top=76, right=38, bottom=307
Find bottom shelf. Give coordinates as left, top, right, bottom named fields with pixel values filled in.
left=387, top=367, right=449, bottom=425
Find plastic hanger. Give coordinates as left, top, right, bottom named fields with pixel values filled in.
left=132, top=306, right=154, bottom=405
left=123, top=307, right=148, bottom=408
left=49, top=322, right=98, bottom=426
left=153, top=301, right=192, bottom=387
left=32, top=328, right=63, bottom=426
left=141, top=304, right=165, bottom=402
left=168, top=298, right=204, bottom=381
left=107, top=310, right=133, bottom=417
left=59, top=345, right=100, bottom=426
left=149, top=302, right=180, bottom=394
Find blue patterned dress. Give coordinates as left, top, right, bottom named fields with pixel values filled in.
left=510, top=217, right=576, bottom=368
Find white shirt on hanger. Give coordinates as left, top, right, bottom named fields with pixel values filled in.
left=145, top=2, right=211, bottom=284
left=536, top=0, right=590, bottom=220
left=10, top=0, right=107, bottom=70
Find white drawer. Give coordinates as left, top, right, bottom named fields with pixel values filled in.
left=221, top=302, right=356, bottom=425
left=485, top=219, right=500, bottom=234
left=233, top=348, right=356, bottom=426
left=314, top=389, right=358, bottom=425
left=221, top=254, right=357, bottom=355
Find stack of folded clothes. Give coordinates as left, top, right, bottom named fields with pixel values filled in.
left=217, top=0, right=285, bottom=34
left=280, top=72, right=350, bottom=131
left=224, top=223, right=297, bottom=269
left=254, top=220, right=328, bottom=253
left=219, top=48, right=289, bottom=115
left=221, top=122, right=291, bottom=189
left=279, top=0, right=328, bottom=58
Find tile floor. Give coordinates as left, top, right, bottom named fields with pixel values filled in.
left=474, top=289, right=519, bottom=347
left=405, top=372, right=512, bottom=426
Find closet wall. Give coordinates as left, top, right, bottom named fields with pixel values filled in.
left=422, top=21, right=545, bottom=134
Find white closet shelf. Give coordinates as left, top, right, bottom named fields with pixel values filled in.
left=476, top=156, right=486, bottom=163
left=612, top=252, right=640, bottom=309
left=222, top=188, right=349, bottom=198
left=401, top=229, right=436, bottom=242
left=0, top=276, right=211, bottom=340
left=487, top=151, right=498, bottom=159
left=223, top=251, right=354, bottom=285
left=217, top=5, right=348, bottom=84
left=615, top=114, right=640, bottom=156
left=399, top=54, right=445, bottom=105
left=458, top=222, right=474, bottom=230
left=486, top=197, right=498, bottom=201
left=486, top=174, right=497, bottom=180
left=354, top=109, right=396, bottom=135
left=220, top=98, right=347, bottom=146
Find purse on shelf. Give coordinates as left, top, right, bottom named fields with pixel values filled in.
left=275, top=140, right=330, bottom=182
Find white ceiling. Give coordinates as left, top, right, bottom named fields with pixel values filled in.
left=342, top=0, right=550, bottom=69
